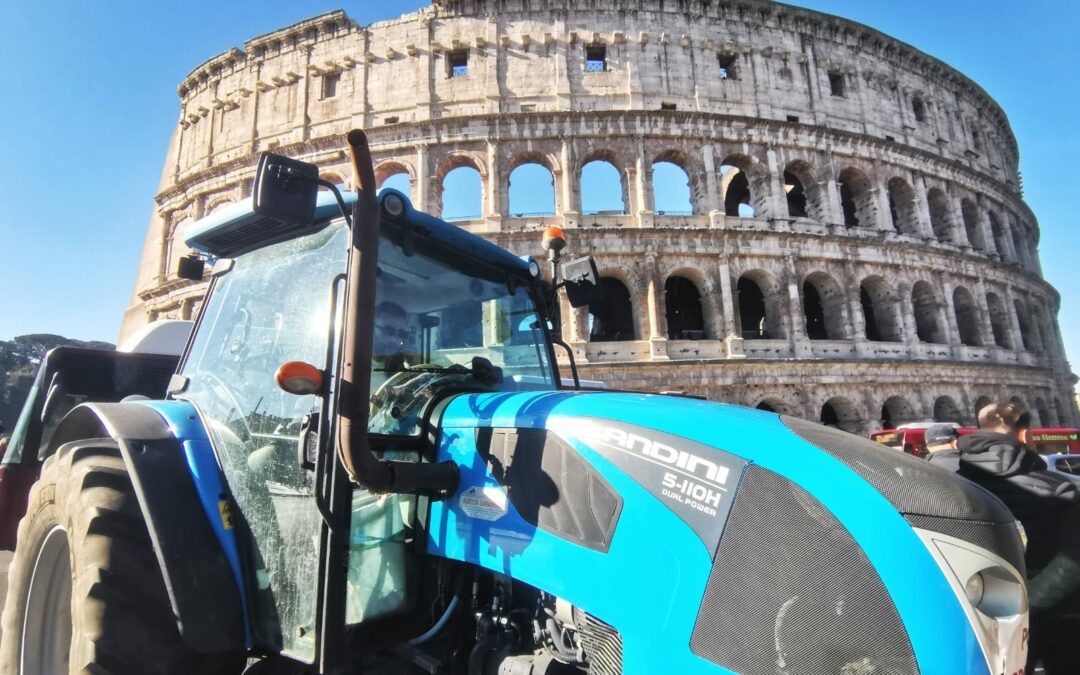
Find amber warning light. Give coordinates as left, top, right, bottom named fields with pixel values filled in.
left=541, top=226, right=567, bottom=253
left=275, top=361, right=324, bottom=395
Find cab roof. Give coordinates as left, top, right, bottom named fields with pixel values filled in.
left=183, top=190, right=532, bottom=275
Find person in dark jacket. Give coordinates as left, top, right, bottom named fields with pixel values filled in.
left=930, top=401, right=1080, bottom=674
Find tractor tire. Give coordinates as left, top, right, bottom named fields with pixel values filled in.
left=0, top=441, right=245, bottom=675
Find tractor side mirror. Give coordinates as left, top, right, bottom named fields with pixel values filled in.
left=252, top=152, right=320, bottom=226
left=561, top=256, right=603, bottom=308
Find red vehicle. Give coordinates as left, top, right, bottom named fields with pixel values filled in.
left=870, top=425, right=1080, bottom=458
left=0, top=347, right=178, bottom=550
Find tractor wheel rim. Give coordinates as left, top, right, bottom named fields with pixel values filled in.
left=21, top=525, right=72, bottom=674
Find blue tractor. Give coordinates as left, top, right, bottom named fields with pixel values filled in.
left=0, top=131, right=1030, bottom=674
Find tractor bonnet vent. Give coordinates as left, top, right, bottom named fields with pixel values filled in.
left=780, top=416, right=1025, bottom=573
left=691, top=465, right=917, bottom=674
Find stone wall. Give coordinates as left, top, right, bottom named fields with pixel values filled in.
left=123, top=0, right=1076, bottom=435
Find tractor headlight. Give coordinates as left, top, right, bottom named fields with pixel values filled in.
left=915, top=529, right=1028, bottom=675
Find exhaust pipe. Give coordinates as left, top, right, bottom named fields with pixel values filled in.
left=335, top=129, right=458, bottom=497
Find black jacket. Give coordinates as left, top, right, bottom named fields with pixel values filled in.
left=930, top=430, right=1080, bottom=615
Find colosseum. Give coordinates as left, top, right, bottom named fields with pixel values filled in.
left=121, top=0, right=1077, bottom=436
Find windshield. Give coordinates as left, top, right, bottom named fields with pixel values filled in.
left=177, top=215, right=553, bottom=655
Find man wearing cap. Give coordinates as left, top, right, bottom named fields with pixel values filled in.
left=930, top=401, right=1080, bottom=674
left=923, top=424, right=959, bottom=455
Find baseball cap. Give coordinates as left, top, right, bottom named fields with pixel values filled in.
left=925, top=424, right=959, bottom=445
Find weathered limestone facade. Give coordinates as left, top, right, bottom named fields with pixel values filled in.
left=124, top=0, right=1077, bottom=434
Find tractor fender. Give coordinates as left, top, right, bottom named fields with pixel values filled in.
left=46, top=401, right=247, bottom=654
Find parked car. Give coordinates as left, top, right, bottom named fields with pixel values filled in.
left=0, top=326, right=186, bottom=550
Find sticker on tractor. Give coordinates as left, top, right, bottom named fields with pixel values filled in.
left=564, top=417, right=748, bottom=554
left=459, top=485, right=509, bottom=521
left=218, top=499, right=235, bottom=530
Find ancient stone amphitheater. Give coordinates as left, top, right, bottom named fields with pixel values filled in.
left=122, top=0, right=1077, bottom=435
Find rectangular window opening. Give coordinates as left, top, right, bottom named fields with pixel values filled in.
left=384, top=116, right=399, bottom=125
left=786, top=115, right=800, bottom=123
left=321, top=72, right=340, bottom=100
left=828, top=72, right=846, bottom=97
left=912, top=97, right=926, bottom=122
left=448, top=49, right=468, bottom=77
left=972, top=129, right=982, bottom=151
left=717, top=53, right=738, bottom=80
left=585, top=44, right=607, bottom=72
left=660, top=102, right=677, bottom=111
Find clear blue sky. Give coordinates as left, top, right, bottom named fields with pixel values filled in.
left=1, top=1, right=1077, bottom=384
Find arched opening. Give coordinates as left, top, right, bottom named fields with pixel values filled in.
left=1011, top=224, right=1027, bottom=267
left=881, top=396, right=917, bottom=429
left=927, top=188, right=953, bottom=243
left=1009, top=395, right=1027, bottom=411
left=784, top=171, right=807, bottom=218
left=755, top=397, right=794, bottom=415
left=860, top=277, right=901, bottom=342
left=912, top=281, right=944, bottom=343
left=989, top=211, right=1009, bottom=258
left=837, top=167, right=874, bottom=228
left=933, top=396, right=962, bottom=424
left=886, top=177, right=919, bottom=236
left=821, top=397, right=860, bottom=433
left=1035, top=398, right=1051, bottom=427
left=974, top=396, right=993, bottom=417
left=953, top=287, right=983, bottom=346
left=803, top=272, right=847, bottom=340
left=734, top=271, right=786, bottom=339
left=580, top=159, right=625, bottom=215
left=652, top=161, right=693, bottom=215
left=508, top=162, right=555, bottom=216
left=986, top=292, right=1011, bottom=348
left=589, top=278, right=636, bottom=342
left=377, top=169, right=412, bottom=199
left=1014, top=300, right=1033, bottom=351
left=784, top=161, right=826, bottom=221
left=665, top=276, right=706, bottom=340
left=1055, top=398, right=1069, bottom=426
left=961, top=199, right=986, bottom=250
left=721, top=166, right=754, bottom=217
left=440, top=166, right=483, bottom=221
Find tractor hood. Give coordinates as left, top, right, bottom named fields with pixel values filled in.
left=435, top=389, right=1023, bottom=572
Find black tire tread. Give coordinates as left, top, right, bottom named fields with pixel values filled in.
left=0, top=440, right=244, bottom=674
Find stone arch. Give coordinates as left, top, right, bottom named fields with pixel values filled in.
left=927, top=187, right=954, bottom=243
left=783, top=160, right=828, bottom=222
left=318, top=172, right=346, bottom=189
left=933, top=395, right=962, bottom=424
left=664, top=272, right=708, bottom=340
left=1055, top=398, right=1069, bottom=427
left=1030, top=303, right=1055, bottom=354
left=735, top=269, right=785, bottom=339
left=961, top=198, right=986, bottom=250
left=589, top=275, right=638, bottom=342
left=802, top=270, right=849, bottom=340
left=988, top=210, right=1009, bottom=258
left=434, top=152, right=486, bottom=218
left=881, top=396, right=918, bottom=429
left=985, top=292, right=1011, bottom=348
left=205, top=197, right=236, bottom=215
left=374, top=160, right=414, bottom=194
left=860, top=276, right=901, bottom=342
left=1009, top=395, right=1028, bottom=412
left=1014, top=298, right=1037, bottom=351
left=507, top=150, right=558, bottom=216
left=1035, top=398, right=1051, bottom=427
left=579, top=152, right=627, bottom=215
left=837, top=167, right=875, bottom=228
left=912, top=281, right=945, bottom=343
left=720, top=153, right=768, bottom=218
left=886, top=177, right=920, bottom=236
left=753, top=395, right=797, bottom=416
left=974, top=395, right=994, bottom=417
left=820, top=396, right=861, bottom=433
left=952, top=286, right=983, bottom=346
left=652, top=148, right=704, bottom=215
left=1010, top=218, right=1027, bottom=266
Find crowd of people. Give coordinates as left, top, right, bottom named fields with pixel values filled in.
left=924, top=403, right=1080, bottom=674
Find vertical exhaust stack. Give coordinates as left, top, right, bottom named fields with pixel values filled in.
left=336, top=129, right=458, bottom=497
